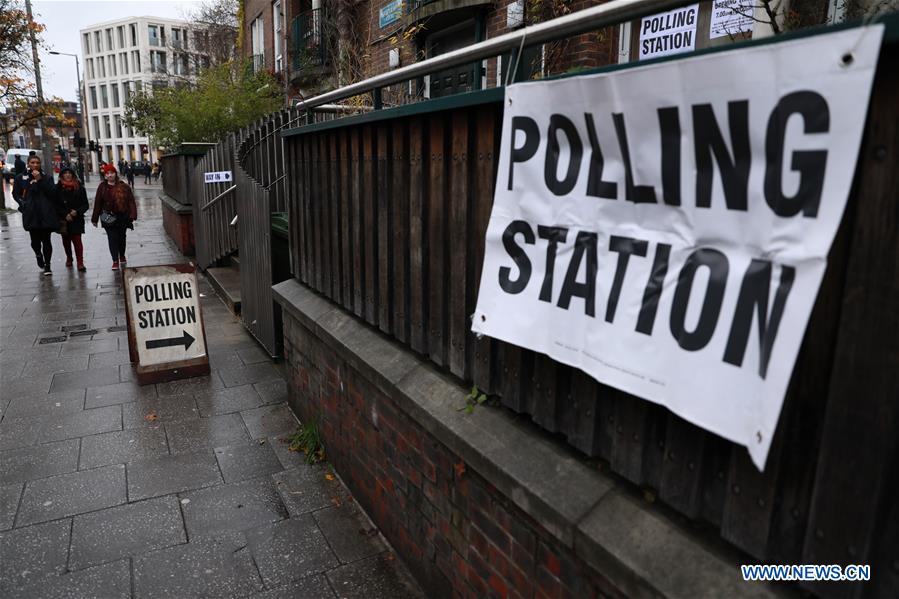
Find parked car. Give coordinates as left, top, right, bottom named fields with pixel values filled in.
left=2, top=148, right=40, bottom=182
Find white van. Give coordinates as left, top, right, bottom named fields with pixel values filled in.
left=2, top=148, right=40, bottom=182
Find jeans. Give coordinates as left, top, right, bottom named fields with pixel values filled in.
left=29, top=230, right=52, bottom=267
left=105, top=226, right=127, bottom=262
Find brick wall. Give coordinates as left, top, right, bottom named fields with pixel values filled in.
left=281, top=310, right=620, bottom=599
left=161, top=201, right=195, bottom=256
left=244, top=0, right=276, bottom=72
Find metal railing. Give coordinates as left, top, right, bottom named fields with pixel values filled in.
left=294, top=0, right=696, bottom=111
left=291, top=7, right=330, bottom=70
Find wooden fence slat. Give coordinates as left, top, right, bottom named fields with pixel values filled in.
left=427, top=115, right=446, bottom=366
left=352, top=129, right=364, bottom=318
left=609, top=393, right=651, bottom=485
left=329, top=133, right=341, bottom=304
left=363, top=125, right=378, bottom=324
left=565, top=370, right=602, bottom=456
left=530, top=353, right=558, bottom=432
left=470, top=107, right=497, bottom=393
left=377, top=124, right=392, bottom=336
left=339, top=130, right=352, bottom=310
left=409, top=117, right=427, bottom=354
left=659, top=417, right=708, bottom=519
left=392, top=124, right=409, bottom=345
left=448, top=110, right=469, bottom=379
left=322, top=134, right=334, bottom=300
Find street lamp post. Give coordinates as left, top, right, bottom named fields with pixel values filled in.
left=49, top=50, right=89, bottom=182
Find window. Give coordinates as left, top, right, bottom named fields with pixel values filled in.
left=94, top=31, right=101, bottom=52
left=111, top=83, right=120, bottom=107
left=122, top=81, right=131, bottom=99
left=134, top=80, right=142, bottom=93
left=132, top=51, right=141, bottom=73
left=120, top=53, right=129, bottom=75
left=89, top=86, right=97, bottom=109
left=150, top=51, right=166, bottom=74
left=100, top=85, right=108, bottom=108
left=173, top=53, right=189, bottom=76
left=172, top=28, right=184, bottom=49
left=86, top=59, right=94, bottom=79
left=250, top=17, right=264, bottom=71
left=114, top=116, right=123, bottom=139
left=108, top=55, right=117, bottom=77
left=130, top=24, right=137, bottom=46
left=98, top=56, right=106, bottom=78
left=104, top=116, right=112, bottom=139
left=148, top=25, right=160, bottom=47
left=92, top=116, right=100, bottom=139
left=83, top=33, right=91, bottom=55
left=106, top=28, right=113, bottom=50
left=273, top=1, right=282, bottom=72
left=117, top=26, right=125, bottom=49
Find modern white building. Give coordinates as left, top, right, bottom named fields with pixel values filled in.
left=80, top=16, right=212, bottom=169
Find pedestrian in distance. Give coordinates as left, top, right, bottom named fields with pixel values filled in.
left=12, top=155, right=62, bottom=276
left=125, top=161, right=135, bottom=187
left=56, top=166, right=90, bottom=272
left=14, top=154, right=26, bottom=176
left=91, top=164, right=137, bottom=271
left=144, top=162, right=152, bottom=185
left=151, top=162, right=160, bottom=184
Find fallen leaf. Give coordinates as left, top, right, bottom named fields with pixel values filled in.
left=324, top=473, right=335, bottom=481
left=144, top=412, right=158, bottom=421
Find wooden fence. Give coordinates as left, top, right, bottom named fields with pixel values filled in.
left=280, top=29, right=899, bottom=598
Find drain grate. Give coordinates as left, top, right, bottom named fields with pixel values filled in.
left=107, top=326, right=127, bottom=332
left=61, top=324, right=88, bottom=332
left=38, top=336, right=68, bottom=344
left=69, top=329, right=99, bottom=338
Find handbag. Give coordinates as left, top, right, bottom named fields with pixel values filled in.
left=100, top=211, right=118, bottom=226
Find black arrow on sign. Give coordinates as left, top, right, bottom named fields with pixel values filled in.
left=145, top=330, right=195, bottom=351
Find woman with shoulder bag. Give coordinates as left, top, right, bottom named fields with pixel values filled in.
left=56, top=166, right=90, bottom=271
left=91, top=164, right=137, bottom=270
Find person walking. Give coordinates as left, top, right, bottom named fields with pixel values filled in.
left=151, top=162, right=160, bottom=184
left=91, top=164, right=137, bottom=270
left=125, top=162, right=135, bottom=187
left=56, top=166, right=90, bottom=272
left=14, top=154, right=26, bottom=177
left=144, top=162, right=152, bottom=185
left=12, top=155, right=62, bottom=275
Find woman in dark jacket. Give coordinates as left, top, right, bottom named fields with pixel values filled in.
left=56, top=166, right=90, bottom=271
left=12, top=155, right=63, bottom=275
left=91, top=164, right=137, bottom=270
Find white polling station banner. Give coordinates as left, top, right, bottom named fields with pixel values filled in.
left=471, top=26, right=883, bottom=470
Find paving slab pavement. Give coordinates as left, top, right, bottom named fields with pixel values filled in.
left=1, top=181, right=423, bottom=597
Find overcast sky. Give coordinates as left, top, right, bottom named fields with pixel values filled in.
left=33, top=0, right=204, bottom=102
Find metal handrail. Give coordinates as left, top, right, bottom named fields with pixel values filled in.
left=294, top=0, right=696, bottom=110
left=201, top=184, right=237, bottom=212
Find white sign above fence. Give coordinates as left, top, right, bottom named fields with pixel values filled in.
left=204, top=171, right=233, bottom=183
left=639, top=4, right=698, bottom=60
left=710, top=0, right=755, bottom=39
left=472, top=26, right=884, bottom=470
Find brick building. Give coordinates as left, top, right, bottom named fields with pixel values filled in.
left=242, top=0, right=840, bottom=106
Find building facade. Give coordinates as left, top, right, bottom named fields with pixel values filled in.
left=80, top=16, right=213, bottom=168
left=242, top=0, right=840, bottom=106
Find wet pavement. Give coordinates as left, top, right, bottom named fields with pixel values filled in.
left=0, top=180, right=423, bottom=598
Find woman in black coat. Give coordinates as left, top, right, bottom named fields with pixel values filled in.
left=56, top=166, right=90, bottom=271
left=12, top=155, right=63, bottom=275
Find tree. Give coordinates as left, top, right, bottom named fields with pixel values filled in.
left=123, top=60, right=282, bottom=149
left=0, top=0, right=70, bottom=142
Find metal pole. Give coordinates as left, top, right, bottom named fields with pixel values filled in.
left=24, top=0, right=53, bottom=172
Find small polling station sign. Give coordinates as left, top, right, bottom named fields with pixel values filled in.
left=204, top=171, right=233, bottom=183
left=123, top=264, right=210, bottom=385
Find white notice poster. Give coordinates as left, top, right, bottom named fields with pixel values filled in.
left=472, top=27, right=883, bottom=470
left=639, top=4, right=699, bottom=60
left=710, top=0, right=755, bottom=39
